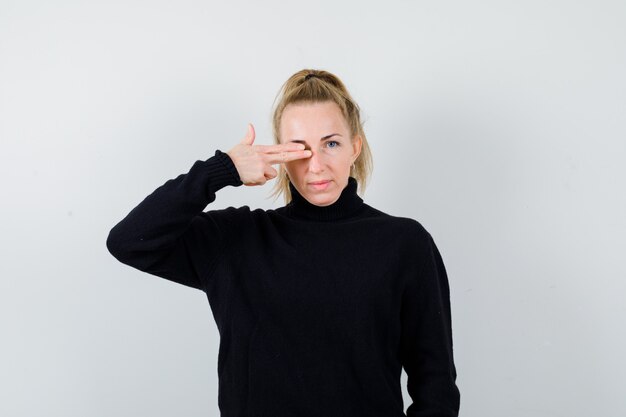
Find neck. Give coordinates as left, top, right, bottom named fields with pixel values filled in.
left=285, top=177, right=364, bottom=222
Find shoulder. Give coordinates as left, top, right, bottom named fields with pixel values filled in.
left=197, top=204, right=279, bottom=228
left=194, top=205, right=258, bottom=231
left=361, top=203, right=433, bottom=242
left=198, top=204, right=253, bottom=220
left=193, top=206, right=270, bottom=249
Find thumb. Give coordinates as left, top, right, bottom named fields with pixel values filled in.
left=240, top=123, right=255, bottom=145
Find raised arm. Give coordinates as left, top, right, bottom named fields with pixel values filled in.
left=106, top=123, right=312, bottom=291
left=105, top=149, right=242, bottom=291
left=400, top=232, right=461, bottom=417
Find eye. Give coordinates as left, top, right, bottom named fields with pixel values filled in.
left=326, top=140, right=340, bottom=149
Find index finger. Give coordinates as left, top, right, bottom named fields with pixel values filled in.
left=253, top=142, right=305, bottom=153
left=265, top=149, right=312, bottom=164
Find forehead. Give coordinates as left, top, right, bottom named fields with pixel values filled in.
left=280, top=101, right=348, bottom=135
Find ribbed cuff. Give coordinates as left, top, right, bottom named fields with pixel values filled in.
left=205, top=149, right=243, bottom=189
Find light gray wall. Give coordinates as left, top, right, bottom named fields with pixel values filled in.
left=1, top=1, right=624, bottom=416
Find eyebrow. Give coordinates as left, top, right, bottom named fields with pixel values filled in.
left=289, top=133, right=342, bottom=142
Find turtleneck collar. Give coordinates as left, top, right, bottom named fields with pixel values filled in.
left=284, top=176, right=364, bottom=222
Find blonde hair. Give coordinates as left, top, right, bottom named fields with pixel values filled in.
left=268, top=68, right=374, bottom=205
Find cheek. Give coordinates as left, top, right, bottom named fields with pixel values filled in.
left=284, top=160, right=302, bottom=175
left=326, top=150, right=350, bottom=164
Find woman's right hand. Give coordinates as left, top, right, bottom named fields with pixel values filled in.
left=226, top=123, right=312, bottom=186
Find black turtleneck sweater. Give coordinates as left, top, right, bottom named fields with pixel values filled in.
left=106, top=149, right=460, bottom=417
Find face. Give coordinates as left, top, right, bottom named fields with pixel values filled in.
left=279, top=101, right=362, bottom=207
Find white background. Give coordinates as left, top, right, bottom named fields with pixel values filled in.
left=1, top=1, right=625, bottom=416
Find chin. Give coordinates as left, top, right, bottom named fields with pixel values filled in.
left=307, top=193, right=338, bottom=207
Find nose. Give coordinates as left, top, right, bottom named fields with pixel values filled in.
left=307, top=149, right=324, bottom=173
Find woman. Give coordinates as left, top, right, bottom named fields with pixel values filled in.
left=106, top=69, right=461, bottom=416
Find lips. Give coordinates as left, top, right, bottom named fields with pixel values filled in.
left=308, top=180, right=331, bottom=191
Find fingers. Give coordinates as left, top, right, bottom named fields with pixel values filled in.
left=265, top=149, right=312, bottom=164
left=254, top=142, right=306, bottom=153
left=265, top=165, right=278, bottom=180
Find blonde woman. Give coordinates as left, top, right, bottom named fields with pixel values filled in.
left=107, top=69, right=461, bottom=416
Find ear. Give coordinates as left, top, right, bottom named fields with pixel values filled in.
left=351, top=135, right=363, bottom=164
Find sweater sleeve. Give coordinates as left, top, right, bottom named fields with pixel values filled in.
left=400, top=232, right=461, bottom=417
left=105, top=149, right=243, bottom=291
